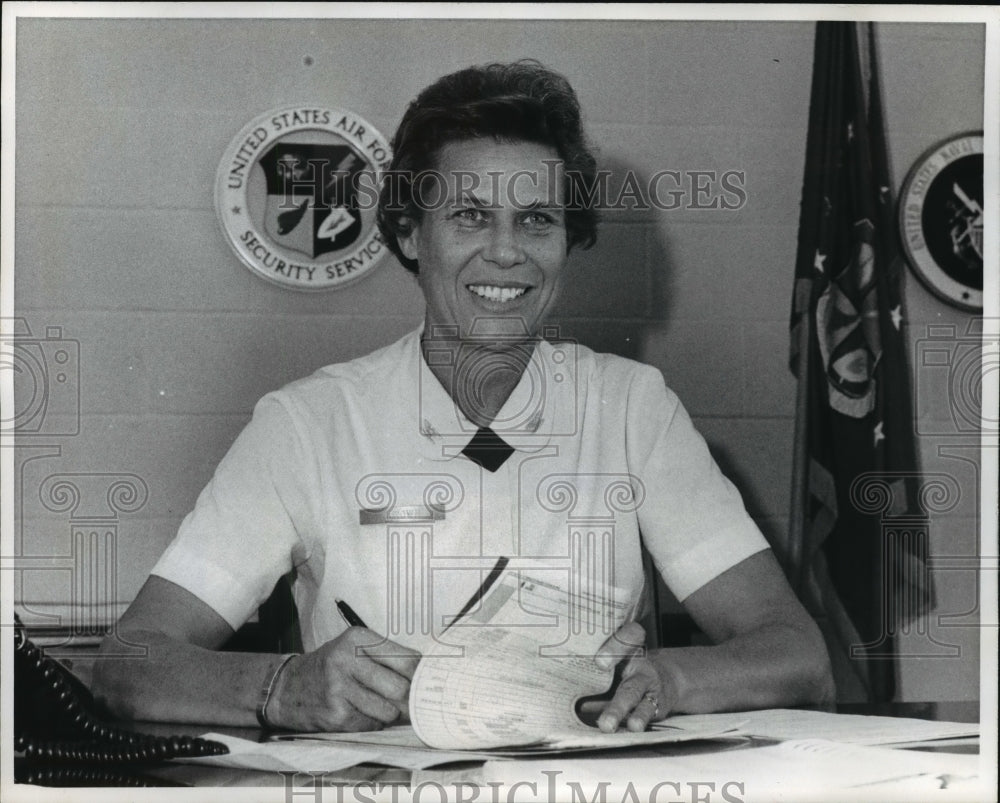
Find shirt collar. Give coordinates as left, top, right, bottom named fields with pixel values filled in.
left=406, top=326, right=576, bottom=461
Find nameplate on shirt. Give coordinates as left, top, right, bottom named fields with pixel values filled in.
left=359, top=505, right=446, bottom=525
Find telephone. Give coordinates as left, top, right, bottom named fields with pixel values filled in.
left=13, top=611, right=228, bottom=786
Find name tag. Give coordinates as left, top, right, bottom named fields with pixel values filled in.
left=359, top=504, right=446, bottom=525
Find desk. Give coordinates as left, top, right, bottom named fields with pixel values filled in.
left=13, top=703, right=984, bottom=799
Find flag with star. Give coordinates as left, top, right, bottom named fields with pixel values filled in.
left=788, top=21, right=931, bottom=702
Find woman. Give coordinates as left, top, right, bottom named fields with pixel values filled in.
left=94, top=61, right=832, bottom=734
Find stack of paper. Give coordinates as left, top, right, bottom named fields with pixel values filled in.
left=186, top=718, right=747, bottom=773
left=477, top=738, right=983, bottom=802
left=656, top=708, right=979, bottom=747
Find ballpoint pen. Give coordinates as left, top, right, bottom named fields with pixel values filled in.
left=445, top=555, right=510, bottom=630
left=337, top=556, right=509, bottom=633
left=335, top=598, right=368, bottom=629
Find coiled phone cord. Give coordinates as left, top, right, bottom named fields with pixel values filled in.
left=13, top=612, right=229, bottom=764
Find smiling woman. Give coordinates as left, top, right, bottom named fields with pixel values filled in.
left=93, top=59, right=833, bottom=736
left=401, top=140, right=568, bottom=328
left=399, top=139, right=570, bottom=425
left=377, top=60, right=599, bottom=276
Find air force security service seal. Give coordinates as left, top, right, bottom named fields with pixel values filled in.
left=216, top=107, right=391, bottom=291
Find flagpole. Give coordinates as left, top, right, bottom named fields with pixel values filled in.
left=789, top=301, right=811, bottom=594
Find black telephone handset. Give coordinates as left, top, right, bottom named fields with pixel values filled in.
left=14, top=612, right=228, bottom=785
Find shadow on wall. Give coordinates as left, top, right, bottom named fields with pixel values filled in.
left=545, top=149, right=785, bottom=582
left=547, top=152, right=675, bottom=360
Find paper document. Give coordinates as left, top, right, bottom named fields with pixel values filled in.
left=656, top=708, right=979, bottom=746
left=410, top=567, right=631, bottom=749
left=284, top=566, right=743, bottom=754
left=287, top=722, right=745, bottom=757
left=183, top=731, right=491, bottom=771
left=481, top=738, right=982, bottom=802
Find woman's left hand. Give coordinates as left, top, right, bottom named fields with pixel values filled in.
left=593, top=621, right=670, bottom=733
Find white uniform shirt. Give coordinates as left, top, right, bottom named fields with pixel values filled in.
left=151, top=329, right=768, bottom=653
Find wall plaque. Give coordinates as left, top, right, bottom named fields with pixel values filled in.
left=899, top=132, right=983, bottom=311
left=216, top=107, right=391, bottom=291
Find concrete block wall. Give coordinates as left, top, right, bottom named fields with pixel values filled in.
left=11, top=17, right=986, bottom=701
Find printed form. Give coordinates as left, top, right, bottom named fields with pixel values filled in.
left=266, top=567, right=743, bottom=761
left=409, top=567, right=635, bottom=750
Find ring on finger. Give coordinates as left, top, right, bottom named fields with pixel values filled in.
left=642, top=691, right=659, bottom=718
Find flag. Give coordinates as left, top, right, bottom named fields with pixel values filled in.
left=788, top=22, right=932, bottom=702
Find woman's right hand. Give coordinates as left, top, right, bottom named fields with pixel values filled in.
left=268, top=627, right=421, bottom=732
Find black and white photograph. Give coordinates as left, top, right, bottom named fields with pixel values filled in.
left=1, top=4, right=997, bottom=802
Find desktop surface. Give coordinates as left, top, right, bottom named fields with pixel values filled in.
left=12, top=701, right=983, bottom=791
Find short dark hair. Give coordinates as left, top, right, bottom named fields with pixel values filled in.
left=376, top=60, right=599, bottom=274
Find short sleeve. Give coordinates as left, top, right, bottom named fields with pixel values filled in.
left=150, top=393, right=313, bottom=631
left=627, top=366, right=769, bottom=601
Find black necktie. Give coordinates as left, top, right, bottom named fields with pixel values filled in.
left=461, top=427, right=515, bottom=472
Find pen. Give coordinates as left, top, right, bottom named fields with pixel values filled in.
left=335, top=599, right=368, bottom=629
left=445, top=555, right=510, bottom=630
